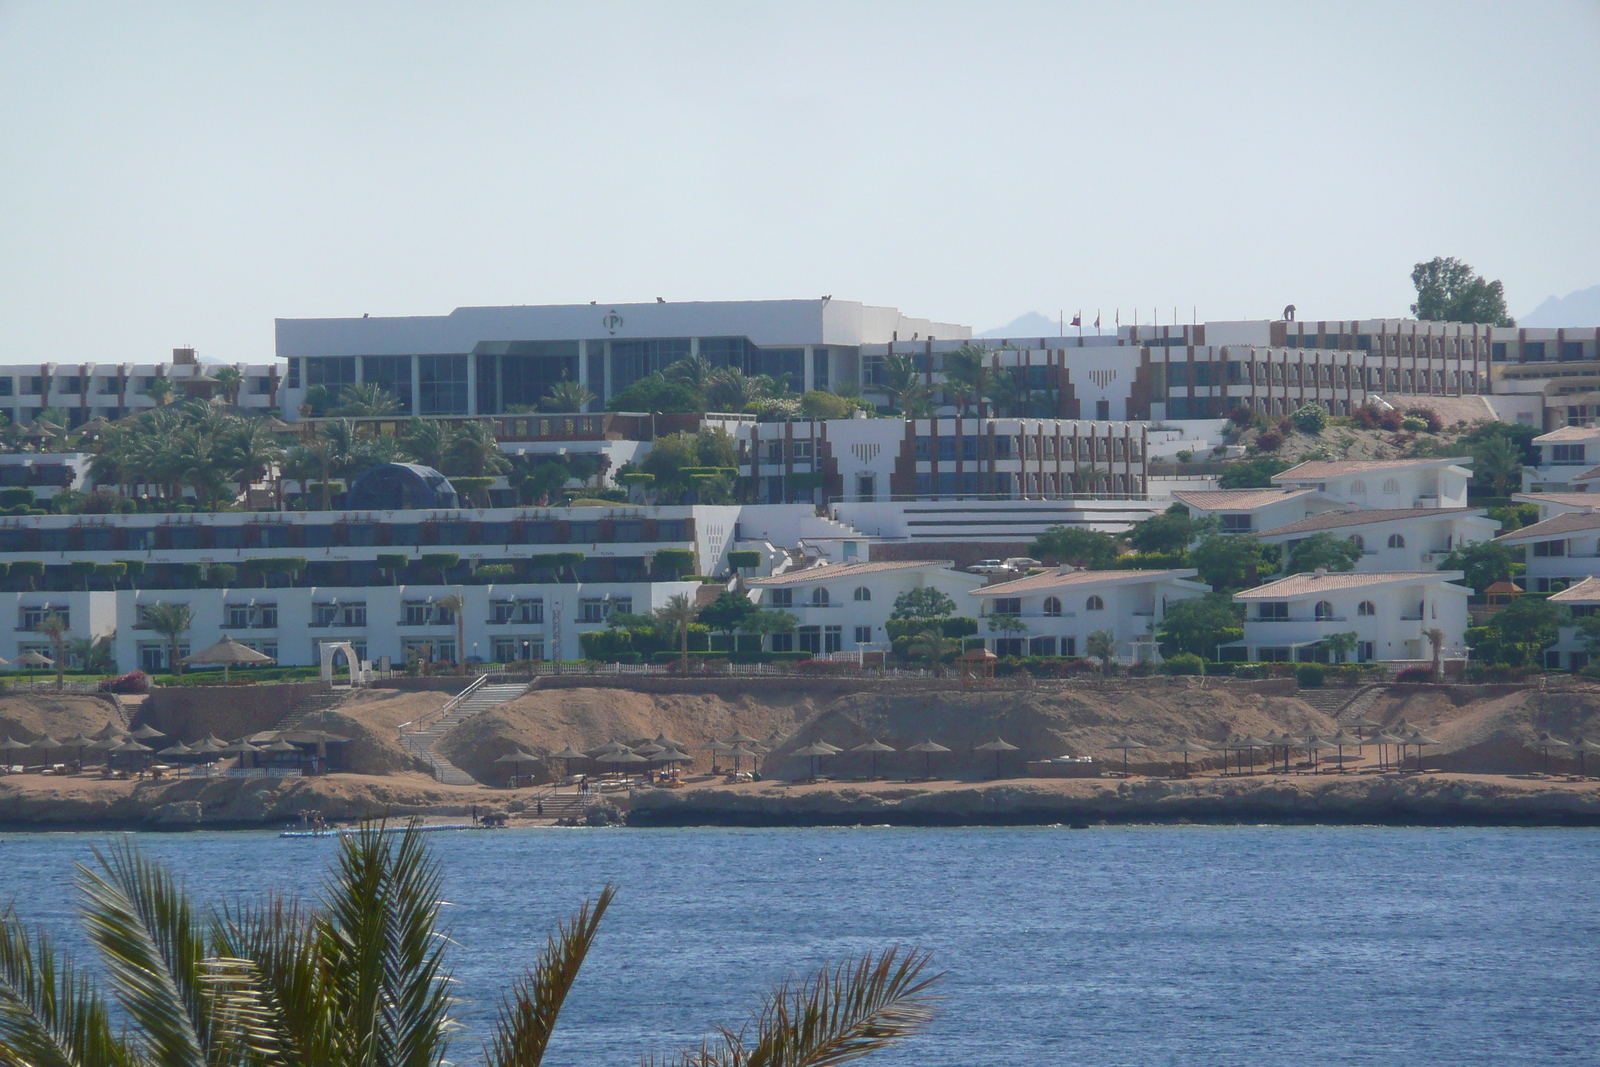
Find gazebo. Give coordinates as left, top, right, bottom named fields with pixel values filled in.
left=1484, top=581, right=1523, bottom=610
left=956, top=646, right=997, bottom=686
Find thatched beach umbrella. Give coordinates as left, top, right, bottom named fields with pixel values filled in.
left=1328, top=730, right=1366, bottom=773
left=1349, top=716, right=1382, bottom=740
left=852, top=738, right=896, bottom=778
left=974, top=738, right=1019, bottom=779
left=654, top=732, right=686, bottom=751
left=1572, top=736, right=1600, bottom=777
left=31, top=734, right=62, bottom=756
left=1169, top=738, right=1211, bottom=778
left=549, top=743, right=584, bottom=782
left=1238, top=735, right=1275, bottom=776
left=905, top=739, right=951, bottom=780
left=111, top=738, right=153, bottom=771
left=158, top=742, right=195, bottom=759
left=1300, top=734, right=1340, bottom=774
left=1366, top=730, right=1404, bottom=771
left=791, top=742, right=836, bottom=780
left=0, top=736, right=33, bottom=769
left=226, top=739, right=262, bottom=769
left=57, top=733, right=91, bottom=764
left=129, top=725, right=167, bottom=742
left=494, top=749, right=540, bottom=785
left=705, top=738, right=733, bottom=774
left=725, top=731, right=759, bottom=746
left=1405, top=731, right=1443, bottom=774
left=609, top=749, right=647, bottom=776
left=1259, top=731, right=1294, bottom=774
left=725, top=744, right=758, bottom=774
left=90, top=721, right=127, bottom=741
left=1106, top=735, right=1147, bottom=777
left=1535, top=732, right=1570, bottom=775
left=182, top=634, right=275, bottom=682
left=13, top=649, right=51, bottom=685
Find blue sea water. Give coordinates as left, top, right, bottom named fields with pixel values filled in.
left=0, top=825, right=1595, bottom=1066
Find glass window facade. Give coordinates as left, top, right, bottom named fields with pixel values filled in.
left=611, top=339, right=691, bottom=392
left=418, top=355, right=468, bottom=415
left=306, top=357, right=356, bottom=392
left=362, top=355, right=413, bottom=413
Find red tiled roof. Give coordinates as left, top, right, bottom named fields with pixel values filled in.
left=1258, top=508, right=1482, bottom=537
left=1171, top=487, right=1313, bottom=511
left=1495, top=510, right=1600, bottom=542
left=1272, top=457, right=1470, bottom=481
left=972, top=568, right=1201, bottom=595
left=1234, top=570, right=1465, bottom=598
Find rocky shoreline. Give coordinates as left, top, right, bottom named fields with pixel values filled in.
left=628, top=774, right=1600, bottom=828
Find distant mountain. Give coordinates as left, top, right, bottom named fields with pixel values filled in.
left=1521, top=285, right=1600, bottom=327
left=979, top=311, right=1064, bottom=339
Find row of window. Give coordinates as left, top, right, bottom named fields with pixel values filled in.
left=133, top=596, right=561, bottom=632
left=0, top=518, right=692, bottom=553
left=989, top=595, right=1102, bottom=616
left=1492, top=341, right=1591, bottom=363
left=1255, top=599, right=1427, bottom=620
left=0, top=376, right=273, bottom=397
left=765, top=587, right=871, bottom=608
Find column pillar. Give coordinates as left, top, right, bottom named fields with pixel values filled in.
left=803, top=346, right=815, bottom=393
left=410, top=356, right=422, bottom=417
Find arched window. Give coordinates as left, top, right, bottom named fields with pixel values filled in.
left=1350, top=480, right=1367, bottom=496
left=1382, top=478, right=1401, bottom=495
left=1315, top=600, right=1335, bottom=620
left=1358, top=601, right=1376, bottom=616
left=812, top=588, right=829, bottom=606
left=1388, top=533, right=1405, bottom=549
left=1086, top=595, right=1104, bottom=611
left=1349, top=534, right=1365, bottom=551
left=853, top=586, right=870, bottom=602
left=1043, top=596, right=1062, bottom=617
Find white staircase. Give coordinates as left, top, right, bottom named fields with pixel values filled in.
left=398, top=678, right=529, bottom=785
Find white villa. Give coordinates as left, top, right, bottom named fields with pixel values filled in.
left=1255, top=506, right=1499, bottom=573
left=1229, top=568, right=1470, bottom=665
left=967, top=567, right=1210, bottom=661
left=1522, top=425, right=1600, bottom=493
left=1545, top=577, right=1600, bottom=672
left=1493, top=509, right=1600, bottom=592
left=745, top=559, right=984, bottom=656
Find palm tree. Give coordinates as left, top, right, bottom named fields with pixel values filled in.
left=541, top=379, right=595, bottom=413
left=283, top=439, right=335, bottom=510
left=143, top=376, right=173, bottom=406
left=906, top=629, right=957, bottom=668
left=942, top=344, right=990, bottom=416
left=1422, top=626, right=1446, bottom=681
left=654, top=592, right=699, bottom=671
left=219, top=418, right=285, bottom=504
left=881, top=354, right=931, bottom=416
left=1086, top=629, right=1117, bottom=675
left=335, top=382, right=402, bottom=417
left=664, top=355, right=716, bottom=389
left=141, top=601, right=193, bottom=677
left=68, top=634, right=115, bottom=675
left=33, top=611, right=69, bottom=691
left=437, top=592, right=467, bottom=674
left=0, top=828, right=938, bottom=1067
left=705, top=367, right=768, bottom=411
left=212, top=365, right=244, bottom=406
left=447, top=420, right=511, bottom=478
left=401, top=419, right=452, bottom=471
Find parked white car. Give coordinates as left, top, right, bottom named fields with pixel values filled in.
left=969, top=559, right=1007, bottom=575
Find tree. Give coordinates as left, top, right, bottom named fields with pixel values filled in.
left=1030, top=526, right=1120, bottom=569
left=10, top=561, right=43, bottom=592
left=34, top=611, right=69, bottom=690
left=1285, top=533, right=1362, bottom=574
left=400, top=419, right=453, bottom=471
left=1127, top=505, right=1215, bottom=555
left=420, top=553, right=460, bottom=584
left=654, top=592, right=699, bottom=671
left=906, top=629, right=957, bottom=666
left=1157, top=593, right=1243, bottom=660
left=606, top=375, right=704, bottom=414
left=800, top=390, right=856, bottom=419
left=1421, top=626, right=1446, bottom=681
left=986, top=613, right=1028, bottom=648
left=93, top=562, right=126, bottom=589
left=0, top=829, right=938, bottom=1067
left=1085, top=629, right=1117, bottom=675
left=743, top=608, right=798, bottom=651
left=1320, top=630, right=1359, bottom=665
left=1437, top=540, right=1515, bottom=594
left=1189, top=533, right=1276, bottom=591
left=891, top=586, right=957, bottom=621
left=450, top=476, right=496, bottom=508
left=68, top=633, right=115, bottom=675
left=1290, top=403, right=1327, bottom=435
left=67, top=560, right=96, bottom=590
left=212, top=365, right=243, bottom=405
left=1477, top=595, right=1567, bottom=667
left=1411, top=256, right=1515, bottom=326
left=698, top=590, right=755, bottom=646
left=727, top=549, right=763, bottom=572
left=942, top=344, right=990, bottom=416
left=118, top=559, right=144, bottom=589
left=445, top=420, right=510, bottom=479
left=217, top=418, right=285, bottom=504
left=1217, top=456, right=1291, bottom=489
left=436, top=593, right=466, bottom=673
left=1467, top=435, right=1525, bottom=498
left=652, top=548, right=696, bottom=581
left=335, top=382, right=402, bottom=417
left=705, top=368, right=770, bottom=412
left=880, top=353, right=931, bottom=416
left=542, top=378, right=595, bottom=413
left=143, top=376, right=173, bottom=406
left=141, top=601, right=193, bottom=677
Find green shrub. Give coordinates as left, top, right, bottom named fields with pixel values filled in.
left=1290, top=404, right=1327, bottom=435
left=1162, top=653, right=1204, bottom=675
left=1295, top=663, right=1325, bottom=688
left=726, top=550, right=762, bottom=569
left=884, top=617, right=978, bottom=642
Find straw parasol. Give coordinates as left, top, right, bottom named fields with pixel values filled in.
left=633, top=741, right=666, bottom=758
left=813, top=741, right=843, bottom=756
left=1534, top=732, right=1569, bottom=775
left=1366, top=730, right=1405, bottom=771
left=91, top=721, right=127, bottom=741
left=725, top=744, right=758, bottom=774
left=111, top=739, right=153, bottom=769
left=1259, top=731, right=1292, bottom=774
left=1327, top=730, right=1366, bottom=773
left=158, top=742, right=194, bottom=759
left=13, top=649, right=51, bottom=684
left=608, top=749, right=647, bottom=776
left=974, top=737, right=1019, bottom=778
left=851, top=738, right=896, bottom=778
left=1299, top=733, right=1340, bottom=773
left=1566, top=735, right=1600, bottom=776
left=182, top=635, right=275, bottom=681
left=1238, top=735, right=1275, bottom=776
left=705, top=738, right=733, bottom=774
left=725, top=731, right=759, bottom=746
left=1404, top=730, right=1443, bottom=773
left=1106, top=735, right=1147, bottom=777
left=654, top=732, right=686, bottom=751
left=1169, top=737, right=1211, bottom=778
left=129, top=724, right=168, bottom=741
left=31, top=734, right=62, bottom=753
left=494, top=750, right=540, bottom=784
left=1349, top=716, right=1383, bottom=740
left=0, top=736, right=33, bottom=767
left=57, top=733, right=92, bottom=762
left=905, top=739, right=950, bottom=780
left=549, top=743, right=585, bottom=782
left=791, top=742, right=836, bottom=780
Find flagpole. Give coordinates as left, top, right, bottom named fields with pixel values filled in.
left=1077, top=311, right=1082, bottom=340
left=1059, top=310, right=1063, bottom=338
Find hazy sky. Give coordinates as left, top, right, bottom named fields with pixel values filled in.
left=2, top=2, right=1597, bottom=364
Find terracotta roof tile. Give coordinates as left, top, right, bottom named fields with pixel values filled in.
left=1171, top=487, right=1314, bottom=511
left=972, top=568, right=1201, bottom=595
left=1549, top=577, right=1600, bottom=603
left=1258, top=507, right=1482, bottom=537
left=748, top=559, right=956, bottom=586
left=1494, top=510, right=1600, bottom=542
left=1515, top=492, right=1600, bottom=509
left=1533, top=425, right=1600, bottom=444
left=1272, top=457, right=1471, bottom=481
left=1234, top=570, right=1464, bottom=598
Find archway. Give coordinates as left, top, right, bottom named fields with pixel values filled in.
left=319, top=640, right=363, bottom=687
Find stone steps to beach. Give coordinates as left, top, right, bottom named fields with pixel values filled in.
left=401, top=681, right=528, bottom=786
left=1296, top=684, right=1378, bottom=719
left=268, top=688, right=350, bottom=733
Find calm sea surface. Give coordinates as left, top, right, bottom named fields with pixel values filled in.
left=0, top=825, right=1595, bottom=1066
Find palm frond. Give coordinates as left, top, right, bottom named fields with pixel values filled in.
left=212, top=895, right=326, bottom=1067
left=0, top=908, right=127, bottom=1067
left=662, top=948, right=942, bottom=1067
left=74, top=844, right=209, bottom=1067
left=485, top=885, right=613, bottom=1067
